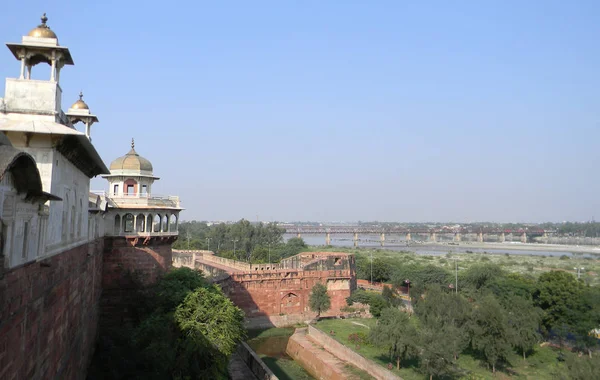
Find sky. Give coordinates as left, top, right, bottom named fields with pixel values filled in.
left=0, top=1, right=598, bottom=223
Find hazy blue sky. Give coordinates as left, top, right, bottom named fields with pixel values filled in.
left=0, top=1, right=598, bottom=223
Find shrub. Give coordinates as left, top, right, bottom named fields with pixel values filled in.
left=348, top=332, right=370, bottom=346
left=560, top=255, right=570, bottom=260
left=341, top=305, right=356, bottom=313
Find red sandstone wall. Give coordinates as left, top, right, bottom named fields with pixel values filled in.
left=0, top=239, right=104, bottom=380
left=227, top=271, right=352, bottom=318
left=100, top=237, right=173, bottom=327
left=307, top=325, right=400, bottom=380
left=286, top=328, right=348, bottom=380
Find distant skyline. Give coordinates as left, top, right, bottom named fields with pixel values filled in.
left=0, top=1, right=598, bottom=222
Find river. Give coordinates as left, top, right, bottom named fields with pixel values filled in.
left=283, top=233, right=600, bottom=258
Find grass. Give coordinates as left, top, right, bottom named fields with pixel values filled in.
left=344, top=363, right=376, bottom=380
left=246, top=326, right=296, bottom=340
left=314, top=318, right=573, bottom=380
left=246, top=327, right=314, bottom=380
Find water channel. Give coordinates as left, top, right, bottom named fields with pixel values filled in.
left=246, top=329, right=314, bottom=380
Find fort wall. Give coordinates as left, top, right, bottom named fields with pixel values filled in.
left=172, top=251, right=356, bottom=324
left=0, top=239, right=104, bottom=380
left=99, top=237, right=174, bottom=328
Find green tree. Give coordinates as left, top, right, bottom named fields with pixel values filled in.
left=153, top=267, right=207, bottom=311
left=505, top=295, right=542, bottom=360
left=382, top=285, right=399, bottom=306
left=127, top=268, right=244, bottom=379
left=561, top=354, right=600, bottom=380
left=507, top=296, right=542, bottom=360
left=368, top=294, right=389, bottom=318
left=461, top=263, right=504, bottom=291
left=280, top=237, right=307, bottom=259
left=346, top=289, right=372, bottom=306
left=175, top=285, right=246, bottom=357
left=370, top=308, right=418, bottom=369
left=469, top=295, right=512, bottom=373
left=572, top=287, right=600, bottom=358
left=309, top=283, right=331, bottom=317
left=488, top=272, right=536, bottom=302
left=533, top=271, right=584, bottom=339
left=415, top=287, right=472, bottom=361
left=419, top=323, right=457, bottom=380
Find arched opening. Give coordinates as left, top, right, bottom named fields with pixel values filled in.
left=169, top=214, right=177, bottom=232
left=124, top=178, right=138, bottom=196
left=280, top=292, right=301, bottom=314
left=114, top=215, right=121, bottom=235
left=153, top=214, right=161, bottom=232
left=136, top=213, right=145, bottom=232
left=162, top=215, right=169, bottom=232
left=146, top=214, right=153, bottom=232
left=123, top=213, right=134, bottom=233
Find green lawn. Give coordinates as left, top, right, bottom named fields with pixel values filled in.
left=246, top=327, right=314, bottom=380
left=314, top=318, right=573, bottom=380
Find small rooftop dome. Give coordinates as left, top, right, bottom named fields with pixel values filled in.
left=71, top=92, right=89, bottom=110
left=27, top=13, right=58, bottom=40
left=109, top=139, right=153, bottom=174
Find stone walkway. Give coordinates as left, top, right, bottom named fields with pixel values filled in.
left=288, top=328, right=370, bottom=380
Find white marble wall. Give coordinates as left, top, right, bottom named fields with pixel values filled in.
left=4, top=78, right=62, bottom=114
left=0, top=172, right=47, bottom=268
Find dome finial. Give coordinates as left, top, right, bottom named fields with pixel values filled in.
left=131, top=138, right=135, bottom=149
left=28, top=12, right=58, bottom=39
left=79, top=91, right=83, bottom=101
left=40, top=13, right=48, bottom=27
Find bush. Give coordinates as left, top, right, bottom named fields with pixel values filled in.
left=348, top=332, right=371, bottom=346
left=560, top=255, right=570, bottom=260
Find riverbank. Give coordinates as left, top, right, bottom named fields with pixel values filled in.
left=411, top=240, right=600, bottom=255
left=307, top=243, right=600, bottom=286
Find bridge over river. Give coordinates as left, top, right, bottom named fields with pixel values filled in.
left=282, top=226, right=552, bottom=246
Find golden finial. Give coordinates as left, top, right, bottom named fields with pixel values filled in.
left=131, top=138, right=135, bottom=149
left=79, top=91, right=84, bottom=101
left=40, top=13, right=48, bottom=28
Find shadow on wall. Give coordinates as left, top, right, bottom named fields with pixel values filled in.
left=100, top=237, right=174, bottom=329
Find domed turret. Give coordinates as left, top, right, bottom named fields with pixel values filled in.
left=27, top=13, right=58, bottom=40
left=70, top=91, right=89, bottom=110
left=109, top=139, right=153, bottom=174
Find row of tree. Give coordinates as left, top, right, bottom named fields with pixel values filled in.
left=174, top=220, right=311, bottom=262
left=348, top=260, right=600, bottom=378
left=370, top=288, right=599, bottom=379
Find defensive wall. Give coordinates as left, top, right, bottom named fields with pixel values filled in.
left=173, top=250, right=357, bottom=324
left=0, top=239, right=104, bottom=380
left=232, top=342, right=278, bottom=380
left=100, top=236, right=175, bottom=328
left=0, top=234, right=177, bottom=380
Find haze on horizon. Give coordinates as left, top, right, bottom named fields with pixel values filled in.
left=0, top=1, right=598, bottom=223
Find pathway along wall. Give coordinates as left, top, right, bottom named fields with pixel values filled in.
left=288, top=325, right=401, bottom=380
left=0, top=239, right=104, bottom=379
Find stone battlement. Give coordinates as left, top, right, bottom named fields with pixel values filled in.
left=172, top=250, right=357, bottom=322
